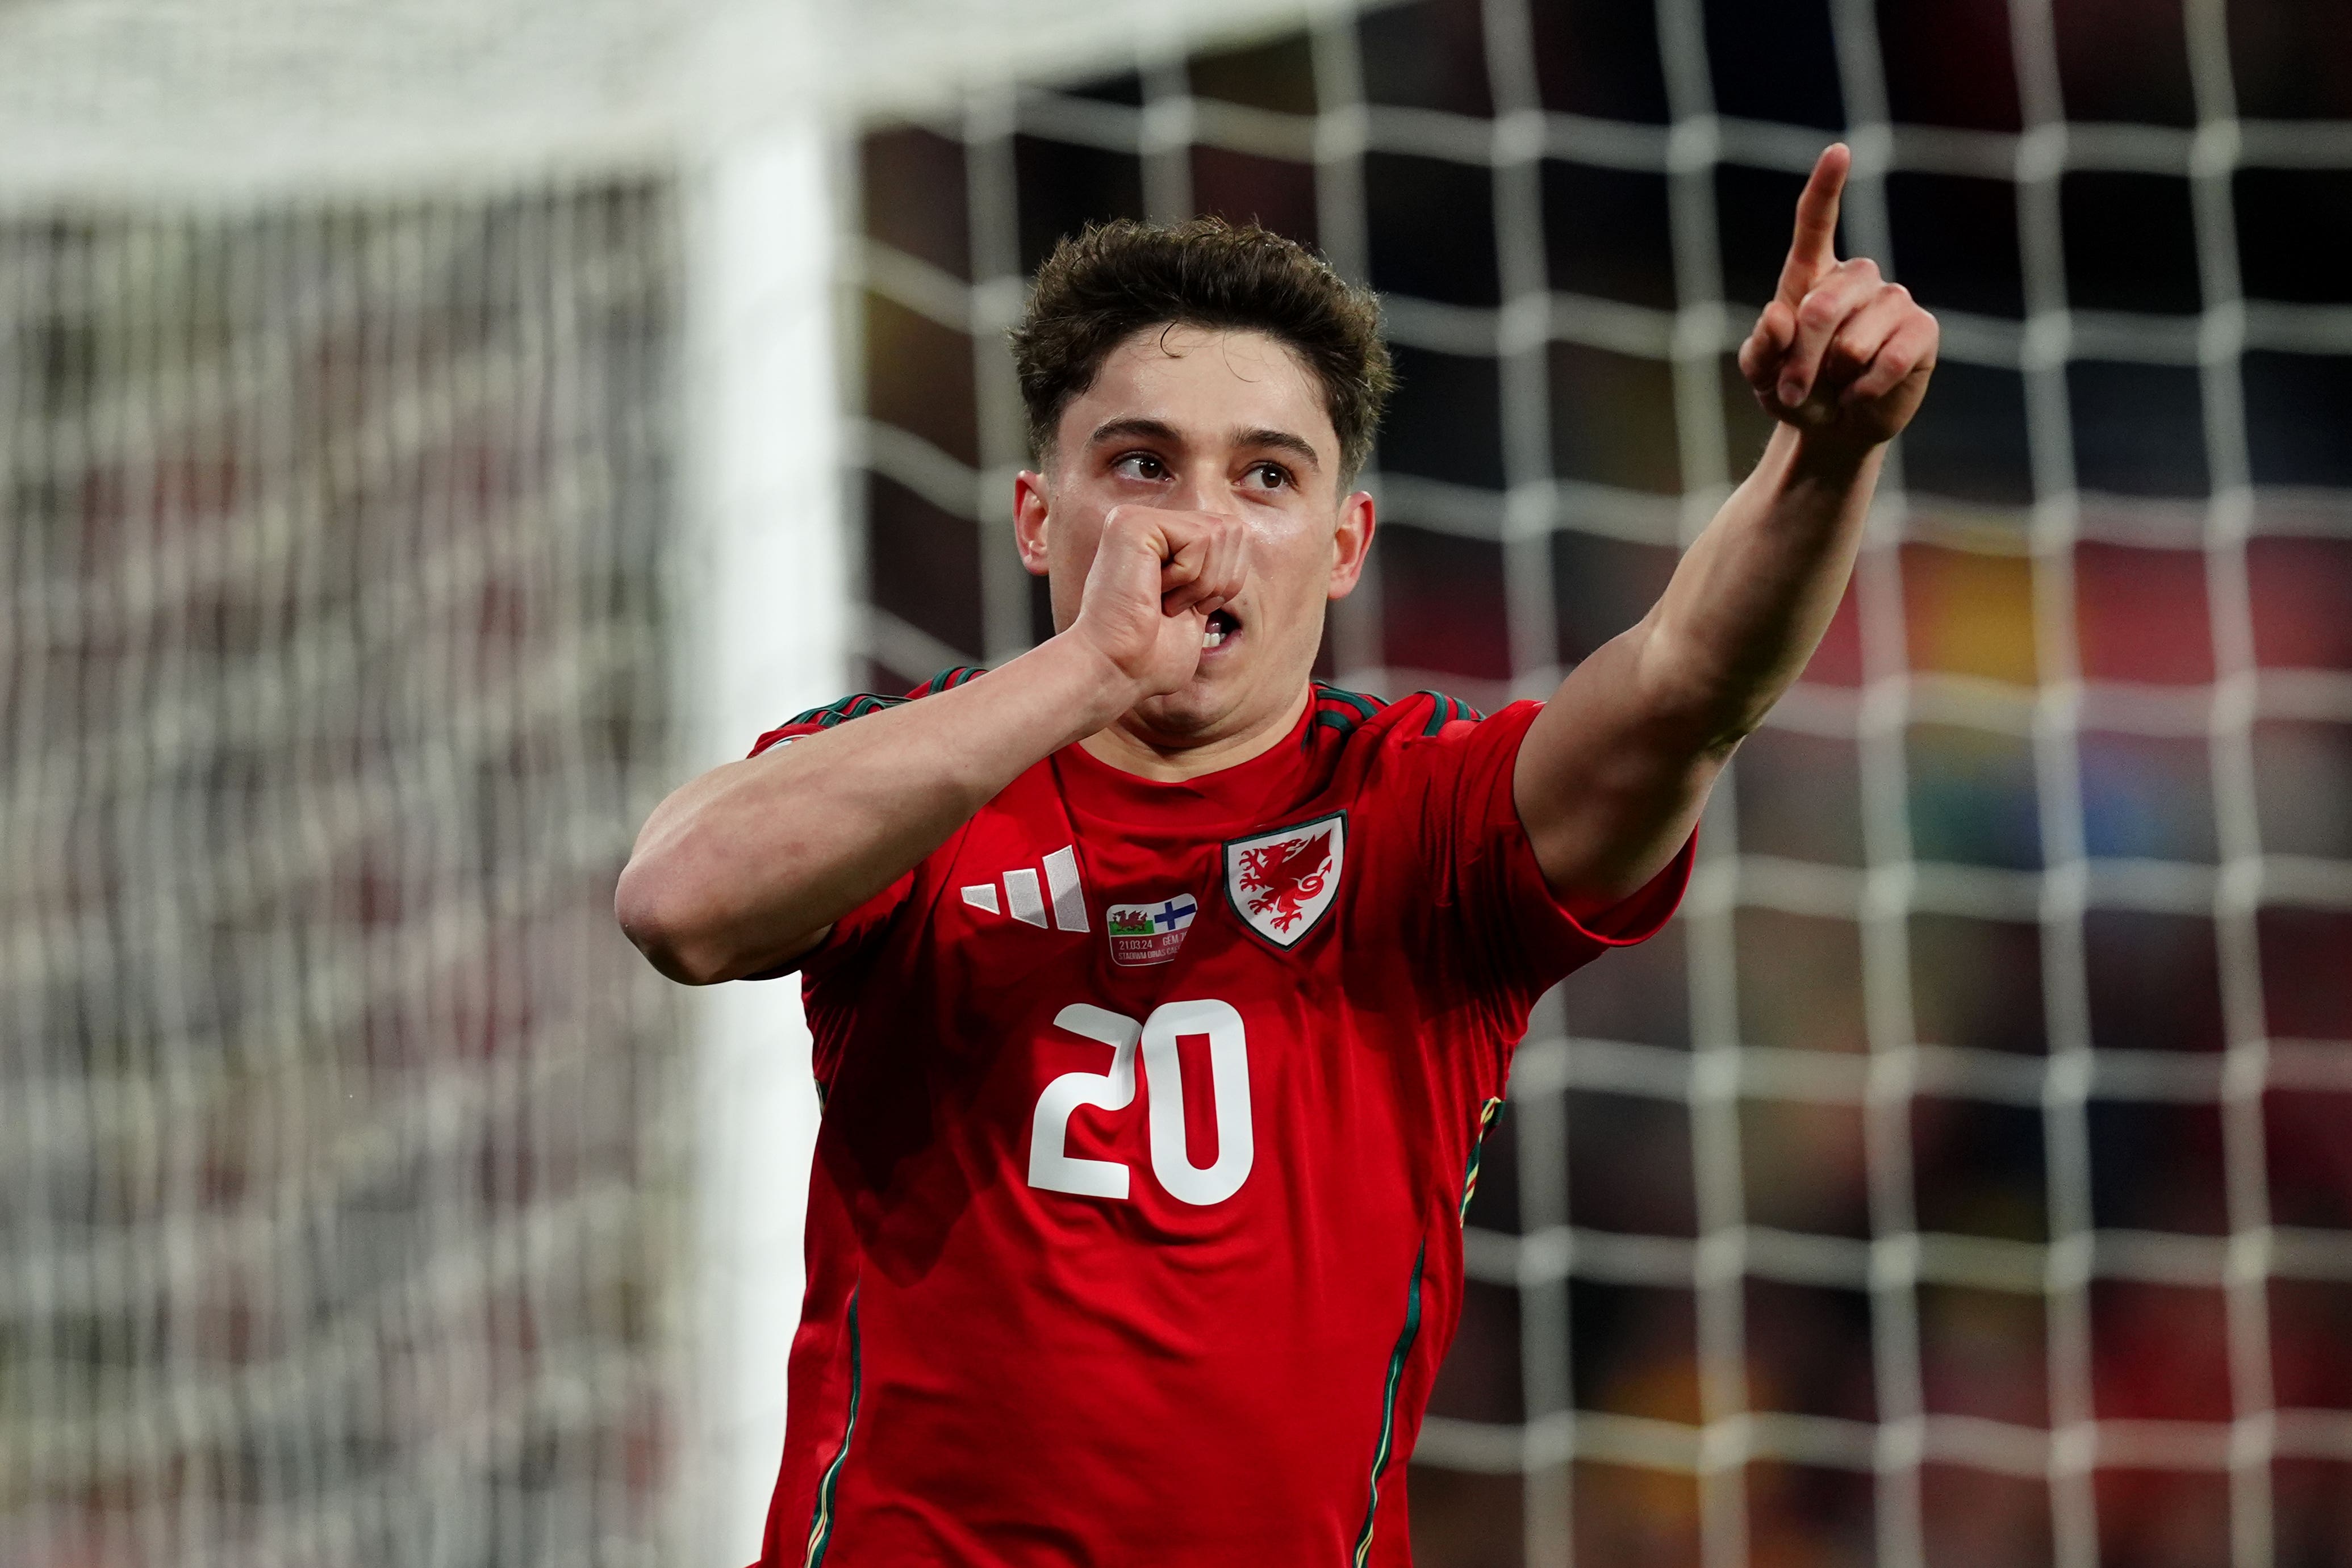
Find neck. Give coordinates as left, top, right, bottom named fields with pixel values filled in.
left=1076, top=681, right=1314, bottom=782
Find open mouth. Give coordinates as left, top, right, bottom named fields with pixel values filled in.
left=1202, top=608, right=1240, bottom=650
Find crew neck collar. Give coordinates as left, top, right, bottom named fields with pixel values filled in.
left=1053, top=691, right=1321, bottom=827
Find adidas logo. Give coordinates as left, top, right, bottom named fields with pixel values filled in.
left=960, top=846, right=1088, bottom=932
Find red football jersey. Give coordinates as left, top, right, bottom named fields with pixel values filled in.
left=746, top=671, right=1690, bottom=1567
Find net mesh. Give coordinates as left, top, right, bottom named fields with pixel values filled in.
left=0, top=188, right=684, bottom=1567
left=847, top=1, right=2352, bottom=1563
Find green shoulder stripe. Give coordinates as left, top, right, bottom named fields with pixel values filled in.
left=787, top=667, right=989, bottom=730
left=1413, top=690, right=1488, bottom=735
left=1314, top=681, right=1385, bottom=722
left=917, top=664, right=985, bottom=693
left=786, top=692, right=908, bottom=728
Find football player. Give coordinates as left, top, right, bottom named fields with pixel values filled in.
left=620, top=144, right=1934, bottom=1566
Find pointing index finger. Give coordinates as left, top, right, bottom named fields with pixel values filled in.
left=1776, top=143, right=1852, bottom=307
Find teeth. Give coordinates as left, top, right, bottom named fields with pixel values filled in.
left=1201, top=628, right=1225, bottom=648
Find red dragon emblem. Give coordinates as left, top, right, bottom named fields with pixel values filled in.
left=1238, top=826, right=1335, bottom=934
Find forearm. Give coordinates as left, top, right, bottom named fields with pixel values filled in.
left=617, top=635, right=1134, bottom=983
left=1514, top=143, right=1931, bottom=909
left=1635, top=424, right=1881, bottom=747
left=1513, top=428, right=1882, bottom=911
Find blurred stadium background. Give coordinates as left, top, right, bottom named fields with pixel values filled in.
left=5, top=1, right=2351, bottom=1566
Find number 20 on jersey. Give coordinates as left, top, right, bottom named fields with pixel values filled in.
left=1027, top=1000, right=1254, bottom=1206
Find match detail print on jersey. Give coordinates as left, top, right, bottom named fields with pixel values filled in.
left=1222, top=812, right=1346, bottom=950
left=1106, top=893, right=1198, bottom=965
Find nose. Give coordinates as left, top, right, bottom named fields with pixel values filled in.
left=1166, top=470, right=1239, bottom=518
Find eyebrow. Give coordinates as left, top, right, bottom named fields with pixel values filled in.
left=1234, top=427, right=1322, bottom=471
left=1087, top=416, right=1182, bottom=449
left=1085, top=417, right=1324, bottom=472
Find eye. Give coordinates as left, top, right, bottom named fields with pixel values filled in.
left=1112, top=451, right=1169, bottom=482
left=1243, top=462, right=1293, bottom=491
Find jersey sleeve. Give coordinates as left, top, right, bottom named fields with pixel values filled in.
left=737, top=718, right=912, bottom=979
left=736, top=667, right=988, bottom=980
left=1407, top=696, right=1694, bottom=1015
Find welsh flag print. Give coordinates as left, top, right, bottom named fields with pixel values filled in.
left=1106, top=894, right=1197, bottom=967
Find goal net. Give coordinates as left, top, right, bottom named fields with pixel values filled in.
left=841, top=2, right=2352, bottom=1565
left=1, top=193, right=686, bottom=1566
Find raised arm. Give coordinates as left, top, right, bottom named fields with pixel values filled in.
left=616, top=506, right=1246, bottom=984
left=1514, top=144, right=1939, bottom=914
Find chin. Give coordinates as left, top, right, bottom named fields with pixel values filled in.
left=1140, top=648, right=1263, bottom=731
left=1128, top=680, right=1233, bottom=739
left=1128, top=649, right=1300, bottom=745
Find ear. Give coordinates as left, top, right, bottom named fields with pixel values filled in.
left=1326, top=489, right=1376, bottom=601
left=1012, top=470, right=1051, bottom=578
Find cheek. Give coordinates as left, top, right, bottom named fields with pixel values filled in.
left=1243, top=530, right=1341, bottom=638
left=1047, top=502, right=1109, bottom=576
left=1252, top=520, right=1337, bottom=592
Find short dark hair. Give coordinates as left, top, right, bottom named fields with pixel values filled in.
left=1009, top=217, right=1394, bottom=486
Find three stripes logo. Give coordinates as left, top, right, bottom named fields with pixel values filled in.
left=960, top=846, right=1088, bottom=933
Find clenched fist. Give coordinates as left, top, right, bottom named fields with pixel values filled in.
left=1739, top=144, right=1939, bottom=452
left=1067, top=504, right=1252, bottom=699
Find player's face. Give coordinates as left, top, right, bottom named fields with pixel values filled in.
left=1017, top=325, right=1375, bottom=743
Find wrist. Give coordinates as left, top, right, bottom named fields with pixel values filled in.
left=1783, top=424, right=1883, bottom=486
left=1030, top=631, right=1151, bottom=737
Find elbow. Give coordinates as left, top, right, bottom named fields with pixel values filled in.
left=613, top=855, right=734, bottom=986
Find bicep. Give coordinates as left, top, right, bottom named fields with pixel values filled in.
left=619, top=727, right=892, bottom=984
left=1511, top=625, right=1729, bottom=917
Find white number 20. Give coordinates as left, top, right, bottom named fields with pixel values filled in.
left=1027, top=998, right=1254, bottom=1206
